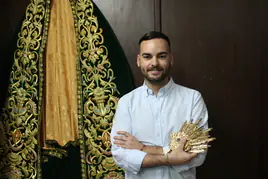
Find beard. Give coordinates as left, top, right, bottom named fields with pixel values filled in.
left=141, top=65, right=171, bottom=83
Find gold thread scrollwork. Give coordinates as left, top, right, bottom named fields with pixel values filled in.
left=74, top=0, right=124, bottom=178
left=0, top=0, right=48, bottom=178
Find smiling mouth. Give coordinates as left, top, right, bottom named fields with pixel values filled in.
left=149, top=70, right=162, bottom=75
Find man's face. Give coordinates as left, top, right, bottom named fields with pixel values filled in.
left=137, top=38, right=173, bottom=83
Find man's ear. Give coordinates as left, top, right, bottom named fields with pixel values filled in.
left=170, top=54, right=174, bottom=66
left=137, top=54, right=140, bottom=67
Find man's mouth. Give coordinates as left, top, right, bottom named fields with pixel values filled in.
left=149, top=70, right=162, bottom=75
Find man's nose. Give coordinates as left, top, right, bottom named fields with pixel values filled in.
left=151, top=57, right=159, bottom=66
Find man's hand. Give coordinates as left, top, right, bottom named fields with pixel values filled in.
left=167, top=138, right=197, bottom=165
left=113, top=131, right=143, bottom=150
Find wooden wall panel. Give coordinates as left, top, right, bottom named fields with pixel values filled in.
left=162, top=0, right=261, bottom=178
left=259, top=0, right=268, bottom=177
left=94, top=0, right=156, bottom=86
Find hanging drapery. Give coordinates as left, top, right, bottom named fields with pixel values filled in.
left=44, top=0, right=78, bottom=147
left=0, top=0, right=134, bottom=178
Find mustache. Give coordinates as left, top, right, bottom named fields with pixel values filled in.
left=147, top=66, right=163, bottom=71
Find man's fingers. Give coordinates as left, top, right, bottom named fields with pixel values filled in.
left=117, top=131, right=130, bottom=136
left=114, top=136, right=127, bottom=141
left=114, top=140, right=133, bottom=149
left=114, top=142, right=126, bottom=148
left=189, top=152, right=198, bottom=159
left=113, top=140, right=125, bottom=145
left=177, top=138, right=187, bottom=150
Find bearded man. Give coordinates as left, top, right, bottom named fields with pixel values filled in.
left=110, top=31, right=209, bottom=179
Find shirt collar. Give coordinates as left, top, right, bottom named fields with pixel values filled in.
left=142, top=77, right=174, bottom=97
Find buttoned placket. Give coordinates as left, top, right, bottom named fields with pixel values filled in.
left=144, top=81, right=172, bottom=179
left=149, top=93, right=165, bottom=179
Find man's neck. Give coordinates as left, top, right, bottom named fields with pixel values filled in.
left=145, top=77, right=169, bottom=96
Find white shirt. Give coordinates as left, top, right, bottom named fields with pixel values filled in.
left=111, top=78, right=208, bottom=179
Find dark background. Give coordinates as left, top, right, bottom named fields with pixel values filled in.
left=1, top=0, right=267, bottom=178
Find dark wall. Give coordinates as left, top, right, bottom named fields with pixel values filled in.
left=259, top=0, right=268, bottom=178
left=95, top=0, right=157, bottom=85
left=1, top=0, right=266, bottom=179
left=161, top=0, right=262, bottom=178
left=96, top=0, right=266, bottom=179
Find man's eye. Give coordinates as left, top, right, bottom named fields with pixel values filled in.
left=143, top=56, right=151, bottom=59
left=159, top=55, right=167, bottom=59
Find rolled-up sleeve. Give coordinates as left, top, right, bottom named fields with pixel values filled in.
left=111, top=96, right=147, bottom=174
left=173, top=91, right=209, bottom=173
left=112, top=145, right=147, bottom=174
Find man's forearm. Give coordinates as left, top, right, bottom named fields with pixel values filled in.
left=141, top=141, right=198, bottom=169
left=142, top=145, right=163, bottom=155
left=141, top=153, right=169, bottom=168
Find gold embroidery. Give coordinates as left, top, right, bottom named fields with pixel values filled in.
left=0, top=0, right=124, bottom=178
left=72, top=0, right=124, bottom=178
left=0, top=0, right=50, bottom=178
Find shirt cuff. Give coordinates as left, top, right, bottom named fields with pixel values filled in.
left=172, top=164, right=190, bottom=173
left=125, top=149, right=147, bottom=174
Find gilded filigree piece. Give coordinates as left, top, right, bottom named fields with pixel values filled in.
left=72, top=0, right=124, bottom=178
left=169, top=120, right=216, bottom=153
left=0, top=0, right=49, bottom=178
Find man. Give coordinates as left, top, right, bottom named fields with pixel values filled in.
left=111, top=31, right=208, bottom=179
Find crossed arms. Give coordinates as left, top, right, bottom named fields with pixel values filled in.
left=111, top=92, right=208, bottom=174
left=113, top=131, right=197, bottom=168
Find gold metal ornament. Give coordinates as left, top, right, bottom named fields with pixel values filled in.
left=169, top=119, right=216, bottom=153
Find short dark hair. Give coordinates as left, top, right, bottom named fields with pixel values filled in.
left=138, top=31, right=171, bottom=50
